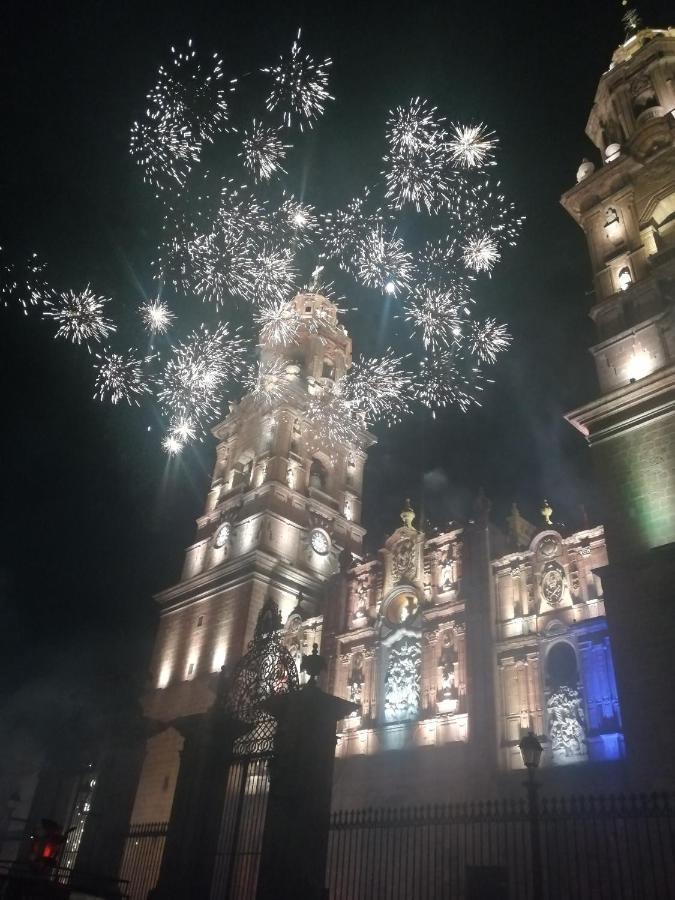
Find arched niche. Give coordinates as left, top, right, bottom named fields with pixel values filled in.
left=544, top=640, right=588, bottom=765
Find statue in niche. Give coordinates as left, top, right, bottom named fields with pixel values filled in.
left=346, top=453, right=356, bottom=487
left=440, top=553, right=454, bottom=590
left=290, top=419, right=301, bottom=454
left=347, top=653, right=365, bottom=712
left=547, top=685, right=587, bottom=763
left=392, top=538, right=415, bottom=581
left=286, top=462, right=295, bottom=489
left=437, top=633, right=459, bottom=713
left=352, top=577, right=370, bottom=624
left=384, top=636, right=421, bottom=723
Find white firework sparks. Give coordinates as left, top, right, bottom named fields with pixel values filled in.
left=162, top=433, right=184, bottom=455
left=305, top=383, right=362, bottom=452
left=239, top=120, right=291, bottom=181
left=461, top=233, right=501, bottom=273
left=43, top=286, right=116, bottom=347
left=0, top=248, right=49, bottom=314
left=255, top=300, right=302, bottom=346
left=447, top=123, right=497, bottom=169
left=384, top=99, right=450, bottom=212
left=262, top=28, right=333, bottom=129
left=356, top=227, right=414, bottom=296
left=168, top=417, right=197, bottom=442
left=320, top=190, right=387, bottom=269
left=414, top=352, right=490, bottom=414
left=404, top=286, right=467, bottom=352
left=341, top=352, right=414, bottom=426
left=129, top=115, right=200, bottom=188
left=141, top=299, right=175, bottom=334
left=93, top=348, right=152, bottom=405
left=384, top=150, right=450, bottom=213
left=386, top=98, right=445, bottom=156
left=241, top=244, right=297, bottom=304
left=156, top=322, right=246, bottom=426
left=243, top=357, right=293, bottom=406
left=468, top=318, right=512, bottom=364
left=189, top=229, right=252, bottom=307
left=147, top=40, right=230, bottom=143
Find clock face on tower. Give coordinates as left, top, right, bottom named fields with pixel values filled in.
left=310, top=528, right=331, bottom=556
left=214, top=522, right=231, bottom=549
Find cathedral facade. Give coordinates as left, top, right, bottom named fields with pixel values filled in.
left=128, top=285, right=625, bottom=822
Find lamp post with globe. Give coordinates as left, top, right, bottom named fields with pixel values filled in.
left=519, top=730, right=544, bottom=900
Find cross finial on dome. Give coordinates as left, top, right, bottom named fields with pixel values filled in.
left=400, top=498, right=415, bottom=529
left=541, top=499, right=553, bottom=528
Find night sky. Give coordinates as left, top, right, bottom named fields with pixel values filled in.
left=1, top=1, right=671, bottom=756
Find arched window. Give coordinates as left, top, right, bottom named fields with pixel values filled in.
left=321, top=358, right=335, bottom=379
left=309, top=457, right=328, bottom=491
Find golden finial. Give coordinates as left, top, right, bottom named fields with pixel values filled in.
left=400, top=498, right=415, bottom=529
left=540, top=499, right=553, bottom=527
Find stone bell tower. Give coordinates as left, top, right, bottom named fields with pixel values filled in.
left=129, top=292, right=374, bottom=825
left=562, top=12, right=675, bottom=788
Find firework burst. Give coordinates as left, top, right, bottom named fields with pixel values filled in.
left=414, top=352, right=490, bottom=414
left=461, top=233, right=501, bottom=273
left=43, top=286, right=116, bottom=347
left=447, top=123, right=497, bottom=169
left=262, top=28, right=333, bottom=129
left=141, top=299, right=175, bottom=334
left=305, top=383, right=363, bottom=452
left=241, top=244, right=297, bottom=304
left=341, top=352, right=414, bottom=426
left=467, top=317, right=512, bottom=364
left=156, top=322, right=246, bottom=427
left=129, top=116, right=200, bottom=188
left=243, top=356, right=294, bottom=406
left=147, top=40, right=230, bottom=143
left=93, top=348, right=152, bottom=405
left=189, top=229, right=252, bottom=307
left=404, top=286, right=468, bottom=352
left=356, top=227, right=414, bottom=296
left=1, top=248, right=49, bottom=314
left=240, top=120, right=291, bottom=181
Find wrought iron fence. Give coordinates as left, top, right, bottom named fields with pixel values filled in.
left=326, top=792, right=675, bottom=899
left=118, top=821, right=167, bottom=900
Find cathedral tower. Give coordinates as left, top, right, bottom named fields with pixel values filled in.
left=562, top=14, right=675, bottom=787
left=130, top=292, right=374, bottom=824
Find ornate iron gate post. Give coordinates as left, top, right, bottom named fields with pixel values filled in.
left=256, top=647, right=356, bottom=900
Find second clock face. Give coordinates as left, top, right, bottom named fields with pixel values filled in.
left=310, top=528, right=330, bottom=556
left=214, top=522, right=231, bottom=549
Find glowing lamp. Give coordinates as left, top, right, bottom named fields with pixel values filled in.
left=626, top=350, right=652, bottom=383
left=518, top=730, right=543, bottom=769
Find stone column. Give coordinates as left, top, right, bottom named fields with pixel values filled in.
left=255, top=683, right=356, bottom=900
left=463, top=491, right=500, bottom=792
left=152, top=708, right=245, bottom=900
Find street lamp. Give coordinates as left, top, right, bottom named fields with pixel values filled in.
left=518, top=731, right=544, bottom=900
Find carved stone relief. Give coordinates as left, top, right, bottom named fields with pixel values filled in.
left=547, top=685, right=587, bottom=763
left=392, top=537, right=416, bottom=581
left=384, top=636, right=421, bottom=723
